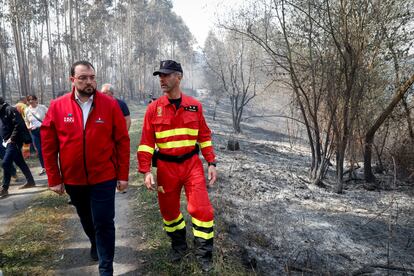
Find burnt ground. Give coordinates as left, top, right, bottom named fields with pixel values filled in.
left=3, top=90, right=412, bottom=275
left=198, top=89, right=414, bottom=275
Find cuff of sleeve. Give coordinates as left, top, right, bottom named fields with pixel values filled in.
left=48, top=179, right=63, bottom=187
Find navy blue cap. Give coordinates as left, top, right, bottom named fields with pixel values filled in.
left=153, top=60, right=183, bottom=76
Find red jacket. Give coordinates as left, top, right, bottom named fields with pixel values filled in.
left=137, top=93, right=215, bottom=173
left=41, top=90, right=130, bottom=186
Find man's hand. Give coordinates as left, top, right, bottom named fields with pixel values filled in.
left=144, top=172, right=156, bottom=191
left=207, top=165, right=217, bottom=187
left=49, top=183, right=65, bottom=195
left=117, top=180, right=128, bottom=192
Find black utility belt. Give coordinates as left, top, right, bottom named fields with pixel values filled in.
left=155, top=144, right=199, bottom=163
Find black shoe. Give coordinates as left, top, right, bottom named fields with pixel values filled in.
left=169, top=248, right=187, bottom=263
left=90, top=245, right=98, bottom=261
left=197, top=257, right=214, bottom=272
left=19, top=182, right=36, bottom=189
left=0, top=187, right=8, bottom=198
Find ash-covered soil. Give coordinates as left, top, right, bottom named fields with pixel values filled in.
left=197, top=90, right=414, bottom=275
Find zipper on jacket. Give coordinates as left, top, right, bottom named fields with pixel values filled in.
left=82, top=104, right=94, bottom=184
left=76, top=101, right=93, bottom=184
left=82, top=127, right=89, bottom=183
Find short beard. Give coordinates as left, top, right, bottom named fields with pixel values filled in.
left=77, top=86, right=96, bottom=97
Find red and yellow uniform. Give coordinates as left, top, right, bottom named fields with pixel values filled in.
left=137, top=92, right=215, bottom=259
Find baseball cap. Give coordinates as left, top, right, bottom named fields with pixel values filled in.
left=153, top=60, right=183, bottom=76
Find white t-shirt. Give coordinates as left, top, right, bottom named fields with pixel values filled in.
left=25, top=104, right=48, bottom=130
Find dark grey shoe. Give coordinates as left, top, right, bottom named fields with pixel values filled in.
left=90, top=245, right=98, bottom=261
left=19, top=182, right=36, bottom=189
left=169, top=248, right=187, bottom=263
left=197, top=257, right=214, bottom=272
left=0, top=187, right=8, bottom=197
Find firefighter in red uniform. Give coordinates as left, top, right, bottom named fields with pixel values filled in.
left=137, top=60, right=217, bottom=272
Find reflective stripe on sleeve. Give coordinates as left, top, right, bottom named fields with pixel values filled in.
left=199, top=141, right=212, bottom=149
left=137, top=145, right=155, bottom=154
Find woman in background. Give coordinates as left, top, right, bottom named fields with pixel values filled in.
left=25, top=94, right=48, bottom=175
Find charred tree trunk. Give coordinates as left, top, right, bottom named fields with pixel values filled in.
left=364, top=74, right=414, bottom=182
left=402, top=97, right=414, bottom=141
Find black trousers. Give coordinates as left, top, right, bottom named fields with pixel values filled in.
left=2, top=143, right=34, bottom=190
left=65, top=179, right=117, bottom=276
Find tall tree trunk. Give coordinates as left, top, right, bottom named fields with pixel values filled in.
left=45, top=0, right=56, bottom=98
left=364, top=74, right=414, bottom=182
left=0, top=49, right=6, bottom=99
left=34, top=23, right=45, bottom=102
left=402, top=97, right=414, bottom=141
left=12, top=13, right=28, bottom=96
left=69, top=0, right=74, bottom=63
left=55, top=0, right=64, bottom=90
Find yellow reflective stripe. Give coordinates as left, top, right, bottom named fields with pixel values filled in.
left=199, top=141, right=212, bottom=149
left=156, top=128, right=198, bottom=139
left=192, top=217, right=214, bottom=228
left=163, top=213, right=183, bottom=226
left=164, top=220, right=186, bottom=232
left=137, top=145, right=154, bottom=154
left=193, top=228, right=214, bottom=240
left=157, top=140, right=197, bottom=149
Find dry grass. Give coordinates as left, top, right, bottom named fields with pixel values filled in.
left=0, top=193, right=71, bottom=275
left=130, top=185, right=254, bottom=276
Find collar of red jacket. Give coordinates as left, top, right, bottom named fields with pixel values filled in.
left=158, top=92, right=192, bottom=107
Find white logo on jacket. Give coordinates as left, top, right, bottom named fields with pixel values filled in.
left=64, top=117, right=74, bottom=123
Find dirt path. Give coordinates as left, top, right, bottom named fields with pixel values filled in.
left=54, top=186, right=142, bottom=275
left=0, top=166, right=48, bottom=235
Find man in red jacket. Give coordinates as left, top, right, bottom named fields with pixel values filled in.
left=41, top=60, right=130, bottom=276
left=137, top=60, right=217, bottom=272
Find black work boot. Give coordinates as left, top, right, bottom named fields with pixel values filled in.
left=167, top=228, right=188, bottom=262
left=194, top=237, right=214, bottom=272
left=90, top=243, right=98, bottom=261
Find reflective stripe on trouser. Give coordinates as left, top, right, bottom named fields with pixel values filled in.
left=193, top=217, right=214, bottom=260
left=163, top=213, right=187, bottom=252
left=156, top=155, right=214, bottom=256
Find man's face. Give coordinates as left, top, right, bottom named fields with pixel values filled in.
left=159, top=72, right=181, bottom=93
left=101, top=85, right=114, bottom=97
left=70, top=65, right=97, bottom=97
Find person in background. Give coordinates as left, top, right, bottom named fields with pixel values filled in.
left=101, top=84, right=131, bottom=131
left=0, top=97, right=36, bottom=198
left=41, top=60, right=130, bottom=275
left=15, top=96, right=30, bottom=159
left=15, top=96, right=28, bottom=119
left=0, top=135, right=18, bottom=181
left=25, top=94, right=48, bottom=176
left=137, top=60, right=218, bottom=272
left=56, top=91, right=67, bottom=98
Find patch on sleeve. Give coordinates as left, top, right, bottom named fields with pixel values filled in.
left=184, top=105, right=198, bottom=112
